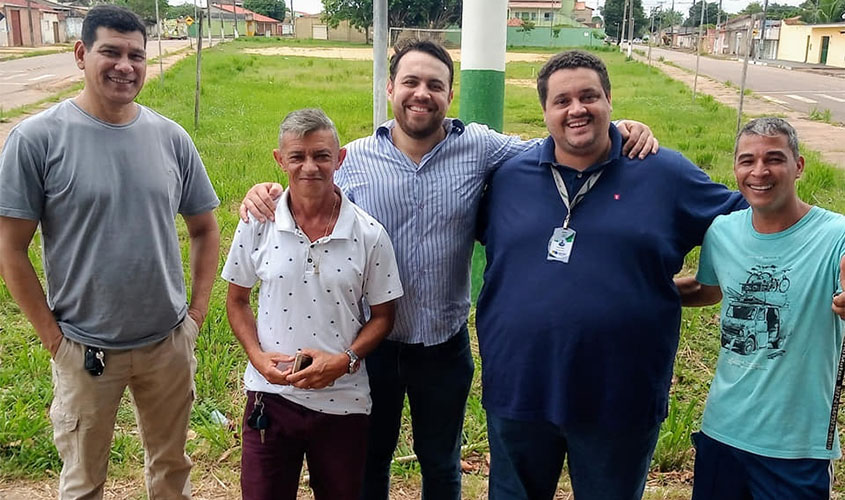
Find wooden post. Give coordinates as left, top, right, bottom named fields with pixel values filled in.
left=194, top=12, right=204, bottom=130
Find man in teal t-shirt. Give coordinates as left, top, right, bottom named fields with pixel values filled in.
left=678, top=117, right=845, bottom=499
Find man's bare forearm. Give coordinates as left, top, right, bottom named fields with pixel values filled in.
left=349, top=302, right=396, bottom=357
left=225, top=286, right=261, bottom=358
left=0, top=217, right=63, bottom=355
left=185, top=212, right=220, bottom=325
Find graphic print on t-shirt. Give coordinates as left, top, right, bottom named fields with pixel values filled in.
left=720, top=264, right=791, bottom=359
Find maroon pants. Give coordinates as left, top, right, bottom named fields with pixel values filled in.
left=240, top=391, right=369, bottom=500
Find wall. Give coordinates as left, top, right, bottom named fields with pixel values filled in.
left=294, top=17, right=369, bottom=43
left=506, top=26, right=600, bottom=47
left=777, top=23, right=813, bottom=63
left=65, top=16, right=82, bottom=40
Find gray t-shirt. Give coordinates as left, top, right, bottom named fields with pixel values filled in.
left=0, top=100, right=219, bottom=349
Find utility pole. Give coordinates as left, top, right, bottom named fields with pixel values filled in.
left=207, top=0, right=212, bottom=45
left=290, top=0, right=295, bottom=37
left=195, top=11, right=204, bottom=130
left=460, top=0, right=508, bottom=131
left=620, top=0, right=629, bottom=50
left=627, top=0, right=634, bottom=57
left=736, top=19, right=754, bottom=136
left=648, top=6, right=656, bottom=65
left=232, top=0, right=239, bottom=37
left=757, top=0, right=769, bottom=60
left=373, top=0, right=387, bottom=129
left=155, top=0, right=164, bottom=83
left=25, top=0, right=35, bottom=46
left=693, top=0, right=706, bottom=100
left=670, top=0, right=675, bottom=43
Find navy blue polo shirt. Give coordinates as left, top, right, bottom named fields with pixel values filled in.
left=476, top=125, right=747, bottom=431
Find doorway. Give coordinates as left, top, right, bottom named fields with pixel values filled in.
left=10, top=9, right=22, bottom=46
left=820, top=36, right=830, bottom=65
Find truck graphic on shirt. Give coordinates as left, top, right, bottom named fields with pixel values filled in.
left=721, top=296, right=784, bottom=355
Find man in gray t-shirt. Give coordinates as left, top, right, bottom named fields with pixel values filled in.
left=0, top=6, right=219, bottom=499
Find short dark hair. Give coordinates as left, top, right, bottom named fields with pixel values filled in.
left=735, top=117, right=801, bottom=161
left=389, top=39, right=454, bottom=89
left=81, top=5, right=146, bottom=49
left=537, top=50, right=611, bottom=109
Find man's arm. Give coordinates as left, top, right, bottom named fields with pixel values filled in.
left=239, top=183, right=283, bottom=223
left=834, top=255, right=845, bottom=320
left=287, top=301, right=396, bottom=390
left=183, top=211, right=220, bottom=328
left=616, top=120, right=660, bottom=159
left=675, top=276, right=723, bottom=307
left=0, top=216, right=64, bottom=357
left=226, top=283, right=294, bottom=384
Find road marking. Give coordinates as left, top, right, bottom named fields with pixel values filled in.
left=785, top=94, right=817, bottom=104
left=762, top=95, right=789, bottom=105
left=816, top=94, right=845, bottom=103
left=28, top=74, right=55, bottom=81
left=1, top=72, right=26, bottom=80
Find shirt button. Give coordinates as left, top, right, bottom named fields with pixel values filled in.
left=307, top=258, right=313, bottom=263
left=577, top=173, right=583, bottom=178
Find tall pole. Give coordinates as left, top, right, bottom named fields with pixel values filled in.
left=195, top=12, right=204, bottom=130
left=25, top=0, right=35, bottom=46
left=232, top=0, right=239, bottom=37
left=459, top=0, right=508, bottom=131
left=693, top=0, right=705, bottom=100
left=154, top=0, right=164, bottom=83
left=620, top=0, right=629, bottom=50
left=670, top=0, right=675, bottom=43
left=373, top=0, right=387, bottom=129
left=648, top=7, right=655, bottom=65
left=627, top=0, right=635, bottom=57
left=207, top=0, right=213, bottom=45
left=757, top=0, right=769, bottom=60
left=736, top=20, right=753, bottom=136
left=290, top=0, right=295, bottom=37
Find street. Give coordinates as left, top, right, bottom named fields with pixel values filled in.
left=645, top=46, right=845, bottom=123
left=0, top=39, right=203, bottom=110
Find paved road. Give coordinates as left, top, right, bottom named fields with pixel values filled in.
left=645, top=46, right=845, bottom=123
left=0, top=39, right=202, bottom=110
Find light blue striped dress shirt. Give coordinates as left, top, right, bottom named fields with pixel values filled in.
left=334, top=118, right=539, bottom=346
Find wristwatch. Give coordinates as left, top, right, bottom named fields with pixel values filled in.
left=345, top=348, right=361, bottom=374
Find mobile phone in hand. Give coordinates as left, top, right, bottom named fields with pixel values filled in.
left=292, top=349, right=313, bottom=373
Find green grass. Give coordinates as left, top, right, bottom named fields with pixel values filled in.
left=0, top=45, right=73, bottom=62
left=2, top=38, right=845, bottom=493
left=809, top=107, right=835, bottom=124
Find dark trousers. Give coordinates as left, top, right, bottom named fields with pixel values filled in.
left=487, top=413, right=661, bottom=500
left=240, top=391, right=369, bottom=500
left=361, top=325, right=475, bottom=500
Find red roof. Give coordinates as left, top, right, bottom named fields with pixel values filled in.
left=213, top=3, right=281, bottom=23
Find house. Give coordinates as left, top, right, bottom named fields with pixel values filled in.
left=0, top=0, right=56, bottom=46
left=294, top=13, right=370, bottom=43
left=212, top=3, right=282, bottom=36
left=777, top=17, right=845, bottom=68
left=508, top=0, right=562, bottom=27
left=572, top=1, right=593, bottom=25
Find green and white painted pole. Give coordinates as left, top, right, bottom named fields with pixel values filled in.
left=459, top=0, right=507, bottom=132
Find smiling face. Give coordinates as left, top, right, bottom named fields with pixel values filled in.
left=387, top=50, right=454, bottom=140
left=542, top=67, right=612, bottom=167
left=734, top=133, right=804, bottom=216
left=75, top=27, right=146, bottom=115
left=274, top=129, right=345, bottom=198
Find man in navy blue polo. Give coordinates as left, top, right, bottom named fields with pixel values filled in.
left=476, top=50, right=746, bottom=500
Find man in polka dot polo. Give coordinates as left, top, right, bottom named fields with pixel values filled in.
left=222, top=108, right=403, bottom=500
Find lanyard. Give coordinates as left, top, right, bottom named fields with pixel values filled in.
left=549, top=165, right=603, bottom=229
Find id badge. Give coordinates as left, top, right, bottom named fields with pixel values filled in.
left=548, top=227, right=576, bottom=263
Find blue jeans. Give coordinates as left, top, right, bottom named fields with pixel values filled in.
left=487, top=413, right=661, bottom=500
left=361, top=325, right=474, bottom=500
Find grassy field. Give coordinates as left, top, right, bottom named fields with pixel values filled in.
left=2, top=38, right=845, bottom=494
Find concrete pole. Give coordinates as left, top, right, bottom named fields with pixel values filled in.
left=627, top=0, right=634, bottom=57
left=459, top=0, right=507, bottom=131
left=155, top=0, right=164, bottom=83
left=232, top=0, right=239, bottom=37
left=758, top=0, right=769, bottom=60
left=736, top=20, right=753, bottom=136
left=693, top=0, right=705, bottom=101
left=620, top=0, right=629, bottom=50
left=373, top=0, right=387, bottom=129
left=25, top=0, right=35, bottom=46
left=207, top=0, right=213, bottom=44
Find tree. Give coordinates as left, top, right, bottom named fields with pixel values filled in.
left=683, top=1, right=726, bottom=26
left=658, top=9, right=684, bottom=28
left=600, top=0, right=646, bottom=40
left=764, top=3, right=802, bottom=19
left=517, top=19, right=535, bottom=40
left=116, top=0, right=169, bottom=25
left=738, top=1, right=763, bottom=15
left=321, top=0, right=462, bottom=41
left=798, top=0, right=844, bottom=22
left=244, top=0, right=286, bottom=20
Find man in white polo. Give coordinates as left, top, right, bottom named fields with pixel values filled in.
left=223, top=108, right=403, bottom=500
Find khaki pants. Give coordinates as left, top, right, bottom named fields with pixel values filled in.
left=50, top=317, right=199, bottom=500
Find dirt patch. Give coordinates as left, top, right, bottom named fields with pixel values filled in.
left=632, top=53, right=845, bottom=168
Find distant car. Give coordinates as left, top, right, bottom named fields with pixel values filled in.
left=633, top=38, right=643, bottom=44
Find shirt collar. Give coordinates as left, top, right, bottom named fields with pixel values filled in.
left=274, top=188, right=355, bottom=240
left=375, top=118, right=466, bottom=139
left=538, top=123, right=624, bottom=173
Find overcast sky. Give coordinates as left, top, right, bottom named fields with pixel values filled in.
left=223, top=0, right=804, bottom=20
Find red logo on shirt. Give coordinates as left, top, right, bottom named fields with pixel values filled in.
left=613, top=194, right=620, bottom=200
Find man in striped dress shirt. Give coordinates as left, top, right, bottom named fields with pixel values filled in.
left=240, top=39, right=657, bottom=499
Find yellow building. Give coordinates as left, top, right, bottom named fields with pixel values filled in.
left=777, top=17, right=845, bottom=68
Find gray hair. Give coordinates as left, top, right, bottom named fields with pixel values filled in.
left=735, top=117, right=800, bottom=161
left=278, top=108, right=340, bottom=150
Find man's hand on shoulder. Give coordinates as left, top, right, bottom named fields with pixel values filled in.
left=617, top=120, right=659, bottom=160
left=239, top=182, right=284, bottom=223
left=834, top=255, right=845, bottom=320
left=285, top=349, right=348, bottom=390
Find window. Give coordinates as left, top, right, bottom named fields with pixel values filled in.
left=531, top=12, right=537, bottom=20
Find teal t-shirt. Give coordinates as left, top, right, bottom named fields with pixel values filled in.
left=696, top=206, right=845, bottom=459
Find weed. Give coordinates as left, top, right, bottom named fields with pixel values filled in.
left=809, top=107, right=834, bottom=124
left=652, top=396, right=697, bottom=472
